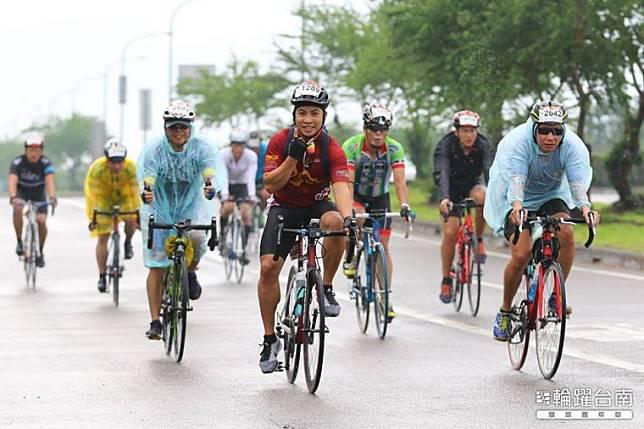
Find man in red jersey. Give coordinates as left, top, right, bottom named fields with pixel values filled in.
left=257, top=80, right=353, bottom=374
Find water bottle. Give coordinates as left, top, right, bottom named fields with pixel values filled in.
left=528, top=275, right=537, bottom=303
left=293, top=271, right=306, bottom=317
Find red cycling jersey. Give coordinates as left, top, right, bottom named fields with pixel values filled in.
left=264, top=128, right=349, bottom=207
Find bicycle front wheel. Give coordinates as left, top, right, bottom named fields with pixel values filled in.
left=111, top=233, right=120, bottom=307
left=28, top=223, right=38, bottom=289
left=283, top=267, right=301, bottom=384
left=173, top=259, right=190, bottom=363
left=223, top=224, right=234, bottom=280
left=303, top=269, right=325, bottom=393
left=452, top=248, right=464, bottom=312
left=536, top=262, right=566, bottom=379
left=161, top=270, right=173, bottom=356
left=354, top=249, right=369, bottom=333
left=467, top=235, right=482, bottom=317
left=373, top=244, right=389, bottom=340
left=508, top=271, right=530, bottom=370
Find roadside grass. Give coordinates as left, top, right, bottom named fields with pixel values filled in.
left=392, top=180, right=644, bottom=255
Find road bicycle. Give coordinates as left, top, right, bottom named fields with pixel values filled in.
left=350, top=210, right=413, bottom=339
left=147, top=215, right=217, bottom=362
left=448, top=198, right=484, bottom=317
left=221, top=199, right=247, bottom=283
left=18, top=199, right=52, bottom=289
left=507, top=212, right=596, bottom=379
left=91, top=206, right=140, bottom=306
left=273, top=215, right=355, bottom=393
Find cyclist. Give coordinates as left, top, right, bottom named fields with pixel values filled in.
left=84, top=139, right=140, bottom=292
left=139, top=101, right=224, bottom=340
left=8, top=132, right=57, bottom=267
left=257, top=80, right=353, bottom=373
left=484, top=101, right=599, bottom=341
left=341, top=103, right=413, bottom=320
left=433, top=110, right=493, bottom=304
left=219, top=128, right=258, bottom=265
left=248, top=130, right=270, bottom=209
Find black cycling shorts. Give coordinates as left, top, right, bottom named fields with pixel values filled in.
left=354, top=193, right=392, bottom=231
left=260, top=200, right=338, bottom=259
left=503, top=198, right=572, bottom=241
left=226, top=184, right=249, bottom=201
left=447, top=180, right=484, bottom=217
left=15, top=196, right=48, bottom=215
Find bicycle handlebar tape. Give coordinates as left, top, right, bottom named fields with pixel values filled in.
left=147, top=215, right=155, bottom=249
left=273, top=215, right=285, bottom=261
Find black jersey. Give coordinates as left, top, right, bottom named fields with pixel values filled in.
left=9, top=155, right=55, bottom=201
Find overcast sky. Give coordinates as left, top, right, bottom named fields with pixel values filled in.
left=1, top=0, right=368, bottom=155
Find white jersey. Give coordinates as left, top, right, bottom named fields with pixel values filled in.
left=219, top=147, right=258, bottom=198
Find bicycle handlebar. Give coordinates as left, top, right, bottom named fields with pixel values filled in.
left=272, top=215, right=355, bottom=262
left=146, top=214, right=218, bottom=251
left=92, top=207, right=140, bottom=227
left=355, top=210, right=415, bottom=238
left=512, top=212, right=596, bottom=248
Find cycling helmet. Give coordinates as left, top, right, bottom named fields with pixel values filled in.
left=290, top=80, right=330, bottom=109
left=24, top=132, right=45, bottom=147
left=104, top=138, right=127, bottom=161
left=363, top=103, right=393, bottom=128
left=530, top=101, right=568, bottom=124
left=229, top=128, right=249, bottom=144
left=452, top=110, right=480, bottom=128
left=163, top=101, right=195, bottom=127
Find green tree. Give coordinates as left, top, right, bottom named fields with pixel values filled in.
left=176, top=58, right=291, bottom=128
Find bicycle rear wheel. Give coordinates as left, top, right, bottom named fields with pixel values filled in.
left=173, top=258, right=189, bottom=363
left=303, top=269, right=325, bottom=393
left=536, top=262, right=566, bottom=379
left=508, top=272, right=530, bottom=370
left=111, top=233, right=120, bottom=307
left=372, top=244, right=389, bottom=340
left=283, top=267, right=301, bottom=384
left=233, top=218, right=244, bottom=284
left=354, top=249, right=369, bottom=333
left=467, top=235, right=482, bottom=317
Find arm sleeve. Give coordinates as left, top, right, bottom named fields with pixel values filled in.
left=433, top=138, right=451, bottom=200
left=84, top=162, right=99, bottom=221
left=481, top=138, right=494, bottom=185
left=507, top=139, right=529, bottom=205
left=564, top=139, right=592, bottom=208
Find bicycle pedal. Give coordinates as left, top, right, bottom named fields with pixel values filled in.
left=275, top=362, right=285, bottom=372
left=187, top=306, right=194, bottom=311
left=324, top=325, right=330, bottom=334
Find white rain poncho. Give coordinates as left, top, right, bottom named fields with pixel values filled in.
left=484, top=119, right=592, bottom=235
left=138, top=130, right=226, bottom=268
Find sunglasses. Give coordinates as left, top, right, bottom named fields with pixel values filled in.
left=366, top=124, right=389, bottom=133
left=168, top=124, right=190, bottom=131
left=536, top=126, right=564, bottom=136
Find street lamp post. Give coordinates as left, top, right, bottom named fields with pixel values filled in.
left=168, top=0, right=198, bottom=102
left=103, top=56, right=145, bottom=136
left=118, top=32, right=167, bottom=140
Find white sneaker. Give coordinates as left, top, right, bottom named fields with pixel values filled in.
left=259, top=339, right=282, bottom=373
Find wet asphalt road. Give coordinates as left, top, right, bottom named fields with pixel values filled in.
left=1, top=198, right=643, bottom=428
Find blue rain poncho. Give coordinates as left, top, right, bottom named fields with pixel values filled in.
left=484, top=119, right=592, bottom=235
left=137, top=129, right=226, bottom=268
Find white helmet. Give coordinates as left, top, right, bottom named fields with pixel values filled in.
left=104, top=138, right=127, bottom=161
left=24, top=132, right=45, bottom=147
left=229, top=128, right=249, bottom=144
left=363, top=103, right=393, bottom=127
left=162, top=101, right=195, bottom=127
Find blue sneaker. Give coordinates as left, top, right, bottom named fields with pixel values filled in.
left=493, top=310, right=511, bottom=342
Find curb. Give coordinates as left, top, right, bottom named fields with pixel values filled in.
left=392, top=219, right=644, bottom=272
